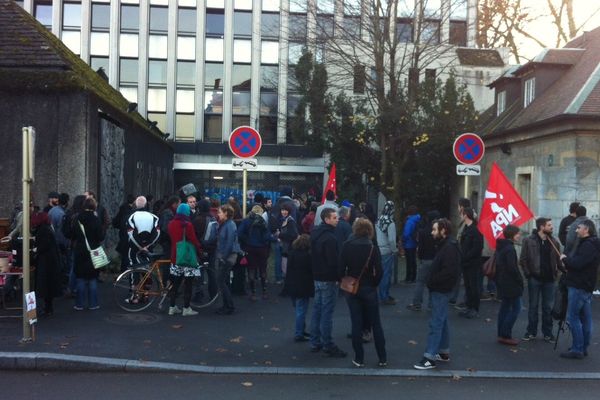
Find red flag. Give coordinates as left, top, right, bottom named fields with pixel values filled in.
left=321, top=163, right=337, bottom=204
left=478, top=163, right=534, bottom=249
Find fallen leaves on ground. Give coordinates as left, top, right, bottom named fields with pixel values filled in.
left=215, top=347, right=228, bottom=353
left=263, top=344, right=270, bottom=348
left=143, top=340, right=152, bottom=345
left=484, top=318, right=492, bottom=323
left=264, top=360, right=272, bottom=365
left=171, top=324, right=183, bottom=329
left=229, top=336, right=243, bottom=343
left=241, top=382, right=253, bottom=387
left=407, top=340, right=418, bottom=345
left=509, top=348, right=518, bottom=353
left=467, top=367, right=476, bottom=372
left=270, top=326, right=280, bottom=332
left=452, top=374, right=462, bottom=381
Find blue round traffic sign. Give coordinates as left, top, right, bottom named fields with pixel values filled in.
left=453, top=133, right=485, bottom=165
left=228, top=126, right=262, bottom=158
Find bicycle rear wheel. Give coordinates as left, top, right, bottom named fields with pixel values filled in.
left=190, top=263, right=220, bottom=309
left=113, top=268, right=158, bottom=312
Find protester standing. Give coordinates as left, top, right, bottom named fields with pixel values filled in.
left=375, top=201, right=398, bottom=305
left=458, top=207, right=483, bottom=319
left=402, top=205, right=420, bottom=283
left=215, top=204, right=239, bottom=315
left=32, top=212, right=62, bottom=316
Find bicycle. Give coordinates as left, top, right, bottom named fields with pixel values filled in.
left=113, top=252, right=219, bottom=312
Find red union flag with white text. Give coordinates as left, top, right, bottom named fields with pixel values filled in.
left=478, top=163, right=534, bottom=249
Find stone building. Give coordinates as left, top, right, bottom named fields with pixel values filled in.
left=472, top=27, right=600, bottom=231
left=0, top=0, right=173, bottom=226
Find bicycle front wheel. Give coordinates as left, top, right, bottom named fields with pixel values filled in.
left=190, top=264, right=220, bottom=309
left=113, top=268, right=158, bottom=312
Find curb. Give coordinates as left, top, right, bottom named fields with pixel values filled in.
left=2, top=352, right=600, bottom=380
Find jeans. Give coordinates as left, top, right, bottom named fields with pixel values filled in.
left=526, top=277, right=555, bottom=337
left=412, top=259, right=433, bottom=306
left=378, top=253, right=395, bottom=301
left=217, top=257, right=235, bottom=310
left=463, top=266, right=481, bottom=312
left=345, top=286, right=386, bottom=363
left=310, top=281, right=338, bottom=350
left=566, top=287, right=592, bottom=354
left=497, top=296, right=522, bottom=338
left=424, top=291, right=450, bottom=360
left=292, top=297, right=309, bottom=338
left=404, top=248, right=417, bottom=282
left=75, top=278, right=98, bottom=309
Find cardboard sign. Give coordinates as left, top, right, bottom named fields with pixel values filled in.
left=25, top=291, right=37, bottom=325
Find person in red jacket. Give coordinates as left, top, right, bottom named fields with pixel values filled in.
left=167, top=203, right=202, bottom=316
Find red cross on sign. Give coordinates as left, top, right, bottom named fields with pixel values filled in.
left=229, top=126, right=262, bottom=159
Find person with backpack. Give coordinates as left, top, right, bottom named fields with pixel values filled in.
left=238, top=205, right=277, bottom=300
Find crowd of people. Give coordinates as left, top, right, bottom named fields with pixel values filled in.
left=1, top=189, right=599, bottom=370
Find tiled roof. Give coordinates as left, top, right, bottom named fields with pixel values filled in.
left=0, top=0, right=163, bottom=138
left=456, top=48, right=505, bottom=67
left=485, top=25, right=600, bottom=135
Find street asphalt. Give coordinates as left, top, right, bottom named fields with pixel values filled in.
left=1, top=272, right=599, bottom=378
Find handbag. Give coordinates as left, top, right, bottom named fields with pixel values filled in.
left=78, top=222, right=110, bottom=269
left=176, top=223, right=199, bottom=268
left=482, top=252, right=497, bottom=279
left=340, top=246, right=374, bottom=295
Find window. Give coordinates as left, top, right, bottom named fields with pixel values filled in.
left=353, top=65, right=365, bottom=94
left=204, top=90, right=223, bottom=142
left=451, top=0, right=468, bottom=20
left=34, top=1, right=52, bottom=28
left=63, top=2, right=81, bottom=29
left=425, top=68, right=436, bottom=83
left=120, top=87, right=138, bottom=103
left=288, top=42, right=304, bottom=65
left=177, top=36, right=196, bottom=60
left=261, top=41, right=279, bottom=64
left=234, top=11, right=252, bottom=37
left=262, top=13, right=280, bottom=38
left=179, top=0, right=196, bottom=5
left=178, top=8, right=196, bottom=34
left=233, top=39, right=252, bottom=63
left=205, top=38, right=224, bottom=62
left=286, top=94, right=304, bottom=144
left=262, top=0, right=280, bottom=12
left=232, top=92, right=251, bottom=115
left=289, top=2, right=307, bottom=12
left=205, top=63, right=223, bottom=89
left=177, top=61, right=196, bottom=86
left=424, top=0, right=442, bottom=17
left=497, top=90, right=506, bottom=115
left=91, top=3, right=110, bottom=30
left=121, top=5, right=139, bottom=31
left=147, top=113, right=167, bottom=133
left=343, top=0, right=361, bottom=15
left=261, top=66, right=278, bottom=91
left=120, top=58, right=138, bottom=84
left=176, top=89, right=195, bottom=141
left=120, top=34, right=139, bottom=57
left=317, top=0, right=335, bottom=14
left=149, top=35, right=168, bottom=59
left=150, top=6, right=168, bottom=33
left=206, top=9, right=225, bottom=37
left=420, top=21, right=440, bottom=44
left=62, top=31, right=81, bottom=55
left=149, top=60, right=168, bottom=85
left=90, top=56, right=109, bottom=77
left=450, top=21, right=467, bottom=46
left=259, top=91, right=278, bottom=143
left=206, top=0, right=224, bottom=7
left=316, top=15, right=334, bottom=39
left=396, top=20, right=413, bottom=42
left=232, top=64, right=252, bottom=90
left=397, top=0, right=415, bottom=17
left=344, top=16, right=361, bottom=39
left=235, top=0, right=252, bottom=10
left=524, top=78, right=535, bottom=107
left=90, top=32, right=110, bottom=56
left=289, top=14, right=307, bottom=40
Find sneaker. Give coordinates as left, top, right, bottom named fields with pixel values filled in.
left=544, top=335, right=556, bottom=343
left=406, top=303, right=422, bottom=311
left=182, top=307, right=198, bottom=316
left=294, top=336, right=309, bottom=342
left=168, top=306, right=182, bottom=315
left=593, top=289, right=600, bottom=296
left=323, top=346, right=347, bottom=358
left=522, top=333, right=536, bottom=341
left=560, top=351, right=584, bottom=360
left=434, top=353, right=450, bottom=362
left=454, top=302, right=467, bottom=311
left=378, top=361, right=387, bottom=367
left=414, top=357, right=436, bottom=370
left=73, top=306, right=84, bottom=311
left=89, top=306, right=100, bottom=311
left=352, top=359, right=365, bottom=368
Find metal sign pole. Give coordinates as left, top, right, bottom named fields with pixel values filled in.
left=464, top=175, right=469, bottom=199
left=21, top=127, right=32, bottom=342
left=242, top=168, right=248, bottom=216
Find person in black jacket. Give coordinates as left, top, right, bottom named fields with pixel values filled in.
left=309, top=207, right=347, bottom=358
left=459, top=207, right=484, bottom=319
left=32, top=212, right=62, bottom=316
left=414, top=218, right=461, bottom=370
left=283, top=234, right=314, bottom=342
left=559, top=219, right=600, bottom=359
left=496, top=225, right=523, bottom=346
left=339, top=218, right=385, bottom=368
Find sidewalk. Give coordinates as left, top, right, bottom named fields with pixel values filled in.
left=1, top=280, right=599, bottom=376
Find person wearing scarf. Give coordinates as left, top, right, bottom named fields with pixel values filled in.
left=167, top=203, right=202, bottom=317
left=375, top=201, right=398, bottom=305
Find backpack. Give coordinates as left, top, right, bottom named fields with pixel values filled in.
left=62, top=211, right=75, bottom=240
left=482, top=252, right=497, bottom=279
left=203, top=219, right=218, bottom=243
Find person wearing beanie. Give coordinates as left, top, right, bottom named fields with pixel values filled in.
left=167, top=203, right=202, bottom=316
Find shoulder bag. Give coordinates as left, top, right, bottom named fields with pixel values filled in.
left=482, top=252, right=496, bottom=279
left=176, top=222, right=199, bottom=268
left=78, top=222, right=110, bottom=269
left=340, top=245, right=374, bottom=295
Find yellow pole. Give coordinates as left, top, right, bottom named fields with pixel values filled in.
left=22, top=127, right=32, bottom=342
left=242, top=168, right=248, bottom=216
